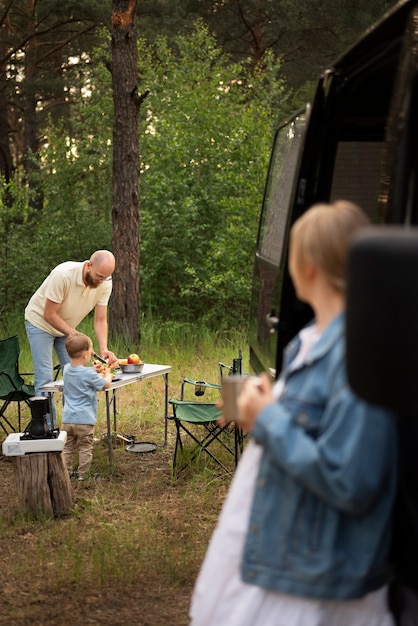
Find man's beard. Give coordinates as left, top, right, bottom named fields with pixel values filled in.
left=84, top=270, right=100, bottom=288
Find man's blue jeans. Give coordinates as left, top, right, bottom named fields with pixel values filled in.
left=25, top=321, right=71, bottom=427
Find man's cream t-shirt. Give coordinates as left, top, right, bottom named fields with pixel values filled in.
left=25, top=261, right=112, bottom=336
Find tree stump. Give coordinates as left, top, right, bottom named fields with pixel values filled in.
left=11, top=452, right=73, bottom=518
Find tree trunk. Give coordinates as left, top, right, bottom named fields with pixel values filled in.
left=11, top=452, right=73, bottom=518
left=109, top=0, right=141, bottom=344
left=0, top=13, right=13, bottom=185
left=23, top=0, right=43, bottom=213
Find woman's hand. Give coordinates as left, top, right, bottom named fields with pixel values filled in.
left=237, top=372, right=274, bottom=432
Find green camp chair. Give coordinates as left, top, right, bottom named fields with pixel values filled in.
left=169, top=355, right=245, bottom=474
left=0, top=336, right=35, bottom=434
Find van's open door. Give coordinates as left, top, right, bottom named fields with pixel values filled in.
left=248, top=107, right=310, bottom=377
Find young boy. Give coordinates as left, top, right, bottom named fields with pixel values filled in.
left=61, top=331, right=112, bottom=481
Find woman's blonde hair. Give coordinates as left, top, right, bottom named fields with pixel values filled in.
left=65, top=331, right=92, bottom=358
left=290, top=200, right=370, bottom=292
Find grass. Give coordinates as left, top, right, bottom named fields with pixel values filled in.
left=0, top=319, right=248, bottom=625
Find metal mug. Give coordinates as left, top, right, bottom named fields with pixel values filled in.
left=221, top=375, right=248, bottom=423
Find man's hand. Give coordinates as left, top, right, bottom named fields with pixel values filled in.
left=101, top=350, right=118, bottom=365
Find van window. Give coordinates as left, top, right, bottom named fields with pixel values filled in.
left=258, top=109, right=308, bottom=266
left=330, top=141, right=384, bottom=220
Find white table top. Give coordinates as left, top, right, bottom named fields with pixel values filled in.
left=43, top=363, right=171, bottom=393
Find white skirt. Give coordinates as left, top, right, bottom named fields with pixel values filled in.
left=189, top=440, right=395, bottom=626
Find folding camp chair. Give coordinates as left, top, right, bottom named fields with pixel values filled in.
left=0, top=335, right=35, bottom=435
left=169, top=352, right=246, bottom=474
left=169, top=378, right=243, bottom=474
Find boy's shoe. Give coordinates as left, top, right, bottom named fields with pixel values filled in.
left=77, top=475, right=84, bottom=481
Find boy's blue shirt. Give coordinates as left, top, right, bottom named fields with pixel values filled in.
left=62, top=364, right=107, bottom=425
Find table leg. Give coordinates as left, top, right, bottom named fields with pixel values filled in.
left=105, top=389, right=113, bottom=470
left=164, top=373, right=169, bottom=446
left=102, top=371, right=169, bottom=466
left=113, top=389, right=117, bottom=432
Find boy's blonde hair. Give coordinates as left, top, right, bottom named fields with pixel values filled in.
left=65, top=332, right=92, bottom=359
left=290, top=200, right=370, bottom=292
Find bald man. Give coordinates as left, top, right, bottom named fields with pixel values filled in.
left=25, top=250, right=117, bottom=413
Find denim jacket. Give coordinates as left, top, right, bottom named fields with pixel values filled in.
left=241, top=312, right=397, bottom=600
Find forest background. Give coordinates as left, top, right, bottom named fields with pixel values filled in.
left=0, top=3, right=403, bottom=624
left=0, top=0, right=396, bottom=344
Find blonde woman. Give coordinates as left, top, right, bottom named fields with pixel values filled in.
left=190, top=201, right=397, bottom=626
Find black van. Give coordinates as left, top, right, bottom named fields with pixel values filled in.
left=249, top=0, right=418, bottom=378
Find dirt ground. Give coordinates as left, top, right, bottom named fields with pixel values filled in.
left=0, top=437, right=231, bottom=626
left=2, top=584, right=193, bottom=626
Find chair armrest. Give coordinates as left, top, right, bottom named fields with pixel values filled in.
left=0, top=370, right=19, bottom=390
left=182, top=377, right=221, bottom=389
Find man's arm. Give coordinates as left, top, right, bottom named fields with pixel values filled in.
left=43, top=299, right=76, bottom=336
left=94, top=304, right=117, bottom=363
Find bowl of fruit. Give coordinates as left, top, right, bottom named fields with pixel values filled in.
left=118, top=354, right=144, bottom=373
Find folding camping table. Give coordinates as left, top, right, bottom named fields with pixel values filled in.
left=43, top=363, right=171, bottom=470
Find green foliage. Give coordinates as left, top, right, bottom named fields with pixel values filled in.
left=38, top=118, right=113, bottom=258
left=0, top=23, right=285, bottom=328
left=0, top=174, right=37, bottom=316
left=137, top=24, right=286, bottom=323
left=0, top=1, right=397, bottom=333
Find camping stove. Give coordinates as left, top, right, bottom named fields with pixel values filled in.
left=2, top=396, right=68, bottom=455
left=2, top=430, right=67, bottom=456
